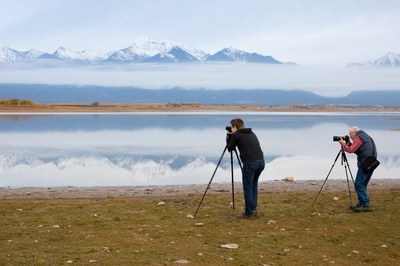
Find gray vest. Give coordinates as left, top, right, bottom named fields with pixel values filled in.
left=355, top=130, right=377, bottom=167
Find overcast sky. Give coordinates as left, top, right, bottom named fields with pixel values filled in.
left=1, top=0, right=399, bottom=65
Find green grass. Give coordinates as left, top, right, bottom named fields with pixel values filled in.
left=0, top=189, right=399, bottom=265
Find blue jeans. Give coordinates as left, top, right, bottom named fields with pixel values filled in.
left=354, top=167, right=373, bottom=206
left=241, top=160, right=265, bottom=215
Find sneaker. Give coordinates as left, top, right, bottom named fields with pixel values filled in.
left=353, top=205, right=372, bottom=212
left=237, top=212, right=257, bottom=219
left=350, top=203, right=362, bottom=210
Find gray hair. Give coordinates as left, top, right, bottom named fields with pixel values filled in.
left=349, top=126, right=360, bottom=133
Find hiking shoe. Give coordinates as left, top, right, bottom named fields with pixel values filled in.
left=350, top=203, right=362, bottom=210
left=237, top=212, right=257, bottom=219
left=353, top=205, right=372, bottom=212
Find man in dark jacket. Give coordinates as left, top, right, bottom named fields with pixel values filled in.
left=339, top=126, right=377, bottom=212
left=227, top=118, right=265, bottom=219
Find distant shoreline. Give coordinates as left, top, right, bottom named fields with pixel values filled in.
left=1, top=103, right=400, bottom=113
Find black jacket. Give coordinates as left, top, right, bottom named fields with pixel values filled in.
left=227, top=128, right=264, bottom=163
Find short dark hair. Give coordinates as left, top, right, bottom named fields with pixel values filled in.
left=230, top=118, right=244, bottom=129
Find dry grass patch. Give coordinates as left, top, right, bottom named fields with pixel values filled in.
left=1, top=190, right=399, bottom=265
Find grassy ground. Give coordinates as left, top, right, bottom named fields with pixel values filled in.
left=1, top=189, right=399, bottom=265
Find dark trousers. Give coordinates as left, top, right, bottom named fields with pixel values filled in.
left=354, top=167, right=373, bottom=206
left=241, top=160, right=265, bottom=215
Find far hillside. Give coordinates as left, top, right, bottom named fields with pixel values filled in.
left=0, top=84, right=400, bottom=107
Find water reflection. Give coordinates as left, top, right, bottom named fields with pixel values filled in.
left=0, top=112, right=399, bottom=187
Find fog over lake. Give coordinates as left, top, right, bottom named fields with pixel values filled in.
left=0, top=112, right=399, bottom=187
left=2, top=63, right=400, bottom=97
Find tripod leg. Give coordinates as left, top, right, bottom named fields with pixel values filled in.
left=230, top=148, right=242, bottom=211
left=312, top=150, right=341, bottom=207
left=344, top=163, right=354, bottom=206
left=343, top=152, right=355, bottom=185
left=194, top=145, right=228, bottom=217
left=230, top=151, right=235, bottom=210
left=233, top=149, right=243, bottom=170
left=342, top=152, right=354, bottom=206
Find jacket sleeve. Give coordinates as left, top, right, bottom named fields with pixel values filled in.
left=341, top=136, right=363, bottom=153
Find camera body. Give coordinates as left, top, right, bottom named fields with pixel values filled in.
left=225, top=126, right=232, bottom=133
left=333, top=135, right=350, bottom=144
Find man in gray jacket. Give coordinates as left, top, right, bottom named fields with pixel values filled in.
left=339, top=126, right=377, bottom=212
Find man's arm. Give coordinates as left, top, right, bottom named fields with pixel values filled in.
left=341, top=136, right=363, bottom=153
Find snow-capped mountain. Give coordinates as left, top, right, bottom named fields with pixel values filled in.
left=0, top=45, right=110, bottom=63
left=22, top=49, right=46, bottom=60
left=0, top=37, right=284, bottom=65
left=107, top=37, right=207, bottom=63
left=206, top=47, right=281, bottom=64
left=348, top=52, right=400, bottom=67
left=373, top=52, right=400, bottom=66
left=44, top=47, right=110, bottom=62
left=53, top=47, right=88, bottom=61
left=0, top=46, right=26, bottom=63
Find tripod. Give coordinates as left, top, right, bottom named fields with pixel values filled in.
left=312, top=149, right=356, bottom=207
left=194, top=143, right=242, bottom=217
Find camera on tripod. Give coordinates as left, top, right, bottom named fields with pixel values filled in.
left=333, top=135, right=350, bottom=144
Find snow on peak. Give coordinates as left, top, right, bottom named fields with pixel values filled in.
left=221, top=47, right=248, bottom=62
left=0, top=46, right=23, bottom=63
left=373, top=52, right=400, bottom=66
left=349, top=52, right=400, bottom=67
left=129, top=36, right=177, bottom=57
left=53, top=47, right=109, bottom=62
left=108, top=36, right=208, bottom=62
left=54, top=47, right=85, bottom=61
left=24, top=49, right=45, bottom=59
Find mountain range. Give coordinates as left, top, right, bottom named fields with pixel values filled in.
left=1, top=37, right=398, bottom=66
left=0, top=37, right=286, bottom=65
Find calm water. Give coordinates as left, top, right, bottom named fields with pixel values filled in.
left=0, top=112, right=399, bottom=187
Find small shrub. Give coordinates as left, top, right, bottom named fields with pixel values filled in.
left=19, top=100, right=35, bottom=106
left=0, top=99, right=36, bottom=106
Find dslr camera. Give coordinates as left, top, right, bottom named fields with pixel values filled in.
left=333, top=135, right=350, bottom=144
left=225, top=126, right=232, bottom=133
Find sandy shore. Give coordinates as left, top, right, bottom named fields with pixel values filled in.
left=1, top=179, right=399, bottom=199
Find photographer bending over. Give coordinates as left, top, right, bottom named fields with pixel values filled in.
left=338, top=126, right=377, bottom=212
left=227, top=118, right=265, bottom=219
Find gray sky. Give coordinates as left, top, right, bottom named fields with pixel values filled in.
left=1, top=0, right=399, bottom=65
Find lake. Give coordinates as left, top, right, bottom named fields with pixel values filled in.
left=0, top=112, right=399, bottom=187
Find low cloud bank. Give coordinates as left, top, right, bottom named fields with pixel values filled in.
left=1, top=63, right=400, bottom=96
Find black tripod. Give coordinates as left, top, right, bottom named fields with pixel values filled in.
left=312, top=149, right=355, bottom=207
left=194, top=143, right=242, bottom=217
